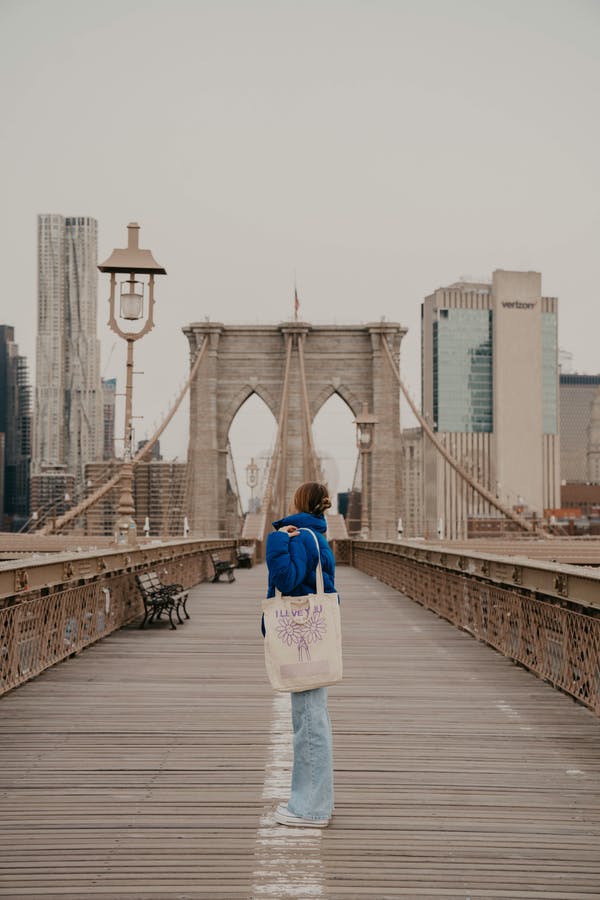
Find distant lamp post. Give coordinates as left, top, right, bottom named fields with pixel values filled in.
left=98, top=222, right=166, bottom=544
left=246, top=457, right=259, bottom=513
left=354, top=403, right=377, bottom=539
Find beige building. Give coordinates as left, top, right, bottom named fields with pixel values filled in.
left=422, top=270, right=560, bottom=539
left=587, top=389, right=600, bottom=483
left=30, top=467, right=77, bottom=528
left=559, top=375, right=600, bottom=483
left=84, top=461, right=188, bottom=536
left=401, top=426, right=424, bottom=537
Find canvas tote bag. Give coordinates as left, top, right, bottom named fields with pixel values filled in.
left=262, top=528, right=343, bottom=693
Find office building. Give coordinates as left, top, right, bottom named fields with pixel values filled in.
left=84, top=460, right=187, bottom=536
left=30, top=466, right=76, bottom=529
left=421, top=270, right=560, bottom=539
left=34, top=215, right=103, bottom=485
left=0, top=325, right=31, bottom=529
left=559, top=374, right=600, bottom=483
left=401, top=426, right=424, bottom=537
left=136, top=439, right=162, bottom=462
left=102, top=378, right=117, bottom=460
left=587, top=387, right=600, bottom=483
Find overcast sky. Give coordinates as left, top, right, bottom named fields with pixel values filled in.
left=1, top=0, right=599, bottom=505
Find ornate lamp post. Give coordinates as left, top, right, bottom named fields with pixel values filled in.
left=98, top=223, right=166, bottom=544
left=354, top=403, right=377, bottom=539
left=246, top=457, right=259, bottom=513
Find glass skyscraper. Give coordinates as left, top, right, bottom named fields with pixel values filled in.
left=0, top=325, right=31, bottom=529
left=433, top=308, right=493, bottom=433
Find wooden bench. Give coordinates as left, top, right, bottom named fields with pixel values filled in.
left=235, top=546, right=254, bottom=569
left=136, top=571, right=190, bottom=630
left=208, top=551, right=236, bottom=583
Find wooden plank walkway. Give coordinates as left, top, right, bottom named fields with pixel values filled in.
left=0, top=564, right=599, bottom=899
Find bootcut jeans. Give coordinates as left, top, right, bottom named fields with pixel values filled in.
left=288, top=686, right=334, bottom=820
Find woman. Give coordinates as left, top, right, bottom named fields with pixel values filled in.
left=265, top=481, right=336, bottom=828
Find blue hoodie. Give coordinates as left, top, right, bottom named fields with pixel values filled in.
left=263, top=512, right=337, bottom=636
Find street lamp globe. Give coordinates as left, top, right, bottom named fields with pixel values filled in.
left=119, top=279, right=145, bottom=320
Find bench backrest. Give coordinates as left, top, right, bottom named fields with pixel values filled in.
left=209, top=551, right=233, bottom=564
left=137, top=571, right=168, bottom=595
left=146, top=571, right=163, bottom=590
left=136, top=572, right=156, bottom=594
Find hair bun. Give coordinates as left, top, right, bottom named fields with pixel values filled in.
left=314, top=496, right=332, bottom=514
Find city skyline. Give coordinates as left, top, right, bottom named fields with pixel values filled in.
left=1, top=0, right=599, bottom=468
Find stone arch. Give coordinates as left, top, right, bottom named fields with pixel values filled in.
left=221, top=382, right=279, bottom=444
left=183, top=321, right=406, bottom=539
left=311, top=383, right=363, bottom=420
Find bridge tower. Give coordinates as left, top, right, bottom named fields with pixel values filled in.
left=183, top=321, right=406, bottom=540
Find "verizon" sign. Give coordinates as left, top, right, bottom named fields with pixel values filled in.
left=501, top=301, right=536, bottom=309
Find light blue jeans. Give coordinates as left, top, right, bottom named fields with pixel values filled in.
left=288, top=687, right=334, bottom=820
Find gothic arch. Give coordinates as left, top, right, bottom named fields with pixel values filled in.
left=221, top=382, right=279, bottom=443
left=311, top=383, right=362, bottom=420
left=183, top=321, right=406, bottom=539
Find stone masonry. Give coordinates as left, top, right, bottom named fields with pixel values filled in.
left=183, top=321, right=406, bottom=540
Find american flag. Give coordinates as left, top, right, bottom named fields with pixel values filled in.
left=294, top=287, right=300, bottom=320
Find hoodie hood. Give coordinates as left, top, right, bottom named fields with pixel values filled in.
left=271, top=512, right=328, bottom=533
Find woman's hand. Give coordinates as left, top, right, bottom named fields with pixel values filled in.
left=279, top=525, right=300, bottom=537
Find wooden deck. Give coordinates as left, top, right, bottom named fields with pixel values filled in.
left=1, top=565, right=599, bottom=899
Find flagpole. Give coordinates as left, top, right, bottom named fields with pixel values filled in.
left=294, top=273, right=299, bottom=322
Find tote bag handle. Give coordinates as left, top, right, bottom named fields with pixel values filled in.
left=274, top=527, right=325, bottom=597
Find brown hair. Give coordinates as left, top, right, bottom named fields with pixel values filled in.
left=292, top=482, right=332, bottom=517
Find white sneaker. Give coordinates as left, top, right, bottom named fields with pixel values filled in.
left=274, top=804, right=330, bottom=828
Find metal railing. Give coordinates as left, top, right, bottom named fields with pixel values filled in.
left=0, top=538, right=235, bottom=696
left=343, top=539, right=600, bottom=716
left=4, top=537, right=599, bottom=717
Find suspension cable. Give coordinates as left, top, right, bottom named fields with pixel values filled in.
left=380, top=334, right=542, bottom=536
left=40, top=337, right=208, bottom=535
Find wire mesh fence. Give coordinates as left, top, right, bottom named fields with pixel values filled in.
left=0, top=540, right=230, bottom=696
left=349, top=541, right=600, bottom=715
